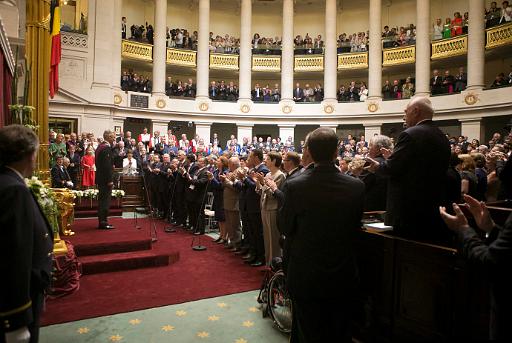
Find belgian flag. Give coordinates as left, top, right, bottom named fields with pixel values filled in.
left=49, top=0, right=61, bottom=98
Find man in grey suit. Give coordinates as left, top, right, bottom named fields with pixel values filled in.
left=280, top=127, right=365, bottom=342
left=220, top=157, right=242, bottom=248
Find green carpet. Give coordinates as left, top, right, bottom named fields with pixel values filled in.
left=40, top=290, right=289, bottom=343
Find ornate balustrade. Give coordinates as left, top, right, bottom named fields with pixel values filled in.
left=252, top=55, right=281, bottom=72
left=382, top=45, right=415, bottom=66
left=486, top=22, right=512, bottom=49
left=209, top=53, right=239, bottom=70
left=337, top=52, right=368, bottom=70
left=294, top=55, right=324, bottom=72
left=166, top=48, right=196, bottom=67
left=61, top=31, right=88, bottom=49
left=431, top=35, right=468, bottom=60
left=121, top=40, right=153, bottom=62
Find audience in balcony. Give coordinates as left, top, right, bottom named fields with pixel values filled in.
left=122, top=17, right=127, bottom=39
left=381, top=78, right=416, bottom=99
left=454, top=67, right=468, bottom=92
left=430, top=69, right=444, bottom=95
left=209, top=33, right=240, bottom=54
left=382, top=24, right=416, bottom=48
left=486, top=1, right=512, bottom=27
left=121, top=71, right=152, bottom=93
left=207, top=80, right=239, bottom=101
left=451, top=12, right=464, bottom=37
left=430, top=69, right=468, bottom=95
left=490, top=72, right=512, bottom=88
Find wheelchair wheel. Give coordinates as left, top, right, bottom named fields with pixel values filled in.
left=267, top=270, right=292, bottom=333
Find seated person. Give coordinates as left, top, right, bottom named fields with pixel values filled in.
left=51, top=155, right=73, bottom=188
left=122, top=150, right=138, bottom=175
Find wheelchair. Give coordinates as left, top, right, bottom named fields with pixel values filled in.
left=257, top=256, right=292, bottom=334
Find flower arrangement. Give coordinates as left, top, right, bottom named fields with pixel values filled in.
left=71, top=190, right=84, bottom=198
left=83, top=189, right=100, bottom=198
left=111, top=189, right=125, bottom=198
left=25, top=176, right=59, bottom=234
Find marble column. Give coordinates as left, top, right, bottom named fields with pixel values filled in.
left=364, top=124, right=382, bottom=139
left=460, top=118, right=483, bottom=141
left=415, top=0, right=431, bottom=97
left=467, top=0, right=485, bottom=90
left=237, top=124, right=254, bottom=143
left=152, top=120, right=170, bottom=137
left=280, top=0, right=294, bottom=103
left=111, top=0, right=122, bottom=89
left=152, top=0, right=167, bottom=96
left=238, top=0, right=252, bottom=102
left=368, top=0, right=382, bottom=99
left=196, top=0, right=210, bottom=100
left=195, top=122, right=212, bottom=144
left=279, top=125, right=296, bottom=144
left=323, top=0, right=337, bottom=102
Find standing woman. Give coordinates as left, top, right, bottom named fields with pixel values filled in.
left=442, top=18, right=452, bottom=39
left=209, top=156, right=229, bottom=243
left=255, top=151, right=285, bottom=265
left=81, top=146, right=96, bottom=188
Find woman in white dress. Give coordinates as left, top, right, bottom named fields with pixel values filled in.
left=122, top=150, right=138, bottom=175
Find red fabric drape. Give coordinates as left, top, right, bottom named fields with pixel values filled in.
left=0, top=50, right=13, bottom=128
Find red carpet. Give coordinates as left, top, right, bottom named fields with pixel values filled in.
left=41, top=217, right=264, bottom=326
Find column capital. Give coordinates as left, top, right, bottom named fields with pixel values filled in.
left=236, top=123, right=254, bottom=128
left=194, top=121, right=214, bottom=126
left=458, top=117, right=483, bottom=123
left=278, top=124, right=296, bottom=128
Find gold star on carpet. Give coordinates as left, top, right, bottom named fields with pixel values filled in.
left=161, top=325, right=175, bottom=332
left=248, top=307, right=258, bottom=313
left=242, top=320, right=254, bottom=328
left=197, top=331, right=210, bottom=338
left=235, top=339, right=248, bottom=343
left=109, top=334, right=123, bottom=342
left=77, top=327, right=89, bottom=334
left=176, top=310, right=187, bottom=317
left=208, top=315, right=220, bottom=321
left=217, top=302, right=228, bottom=308
left=129, top=319, right=141, bottom=325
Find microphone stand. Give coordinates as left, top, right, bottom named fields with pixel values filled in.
left=164, top=169, right=178, bottom=233
left=142, top=173, right=158, bottom=243
left=191, top=178, right=211, bottom=251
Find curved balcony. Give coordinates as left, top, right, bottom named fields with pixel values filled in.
left=252, top=55, right=281, bottom=72
left=337, top=52, right=368, bottom=70
left=382, top=45, right=415, bottom=66
left=486, top=22, right=512, bottom=49
left=121, top=40, right=153, bottom=62
left=431, top=35, right=468, bottom=60
left=209, top=53, right=239, bottom=70
left=166, top=48, right=196, bottom=67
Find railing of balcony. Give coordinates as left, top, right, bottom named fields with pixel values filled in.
left=166, top=48, right=196, bottom=67
left=121, top=40, right=153, bottom=62
left=382, top=45, right=416, bottom=66
left=252, top=55, right=281, bottom=72
left=61, top=31, right=88, bottom=49
left=431, top=35, right=468, bottom=60
left=337, top=52, right=368, bottom=70
left=209, top=53, right=239, bottom=70
left=486, top=22, right=512, bottom=49
left=294, top=55, right=324, bottom=72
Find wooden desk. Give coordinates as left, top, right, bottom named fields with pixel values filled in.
left=120, top=175, right=145, bottom=210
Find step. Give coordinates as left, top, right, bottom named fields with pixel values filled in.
left=74, top=238, right=152, bottom=257
left=79, top=250, right=179, bottom=275
left=75, top=208, right=123, bottom=218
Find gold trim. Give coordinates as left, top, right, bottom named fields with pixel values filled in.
left=166, top=48, right=196, bottom=67
left=156, top=99, right=166, bottom=108
left=382, top=45, right=415, bottom=66
left=209, top=53, right=239, bottom=70
left=199, top=102, right=209, bottom=111
left=337, top=52, right=368, bottom=70
left=252, top=55, right=281, bottom=72
left=323, top=104, right=334, bottom=114
left=431, top=35, right=467, bottom=60
left=240, top=104, right=250, bottom=113
left=282, top=105, right=292, bottom=114
left=485, top=22, right=512, bottom=49
left=368, top=102, right=379, bottom=113
left=464, top=93, right=479, bottom=105
left=114, top=94, right=123, bottom=105
left=294, top=55, right=324, bottom=72
left=121, top=40, right=153, bottom=62
left=0, top=301, right=32, bottom=317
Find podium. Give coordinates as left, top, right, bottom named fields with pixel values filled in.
left=120, top=174, right=145, bottom=210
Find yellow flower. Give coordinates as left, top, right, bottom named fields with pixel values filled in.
left=129, top=319, right=141, bottom=325
left=76, top=327, right=89, bottom=334
left=197, top=331, right=210, bottom=338
left=176, top=310, right=187, bottom=317
left=248, top=307, right=258, bottom=313
left=217, top=302, right=228, bottom=308
left=242, top=320, right=254, bottom=328
left=208, top=315, right=220, bottom=321
left=235, top=339, right=248, bottom=343
left=161, top=325, right=175, bottom=332
left=109, top=334, right=123, bottom=341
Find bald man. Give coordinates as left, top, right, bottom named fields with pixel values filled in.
left=367, top=97, right=451, bottom=244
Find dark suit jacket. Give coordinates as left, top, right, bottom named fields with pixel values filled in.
left=0, top=168, right=53, bottom=333
left=242, top=163, right=270, bottom=213
left=273, top=167, right=302, bottom=209
left=280, top=164, right=365, bottom=299
left=188, top=167, right=209, bottom=203
left=293, top=88, right=304, bottom=101
left=359, top=155, right=387, bottom=211
left=95, top=142, right=114, bottom=186
left=430, top=75, right=443, bottom=94
left=376, top=120, right=451, bottom=243
left=67, top=153, right=80, bottom=175
left=51, top=165, right=71, bottom=188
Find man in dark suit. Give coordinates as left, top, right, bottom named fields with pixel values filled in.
left=367, top=97, right=451, bottom=244
left=293, top=82, right=304, bottom=102
left=51, top=155, right=73, bottom=188
left=95, top=130, right=116, bottom=230
left=0, top=125, right=54, bottom=343
left=280, top=127, right=365, bottom=342
left=66, top=145, right=80, bottom=187
left=266, top=151, right=302, bottom=208
left=185, top=156, right=209, bottom=235
left=237, top=149, right=269, bottom=267
left=430, top=69, right=443, bottom=95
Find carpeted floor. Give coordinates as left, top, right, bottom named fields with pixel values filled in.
left=42, top=217, right=265, bottom=326
left=40, top=291, right=289, bottom=343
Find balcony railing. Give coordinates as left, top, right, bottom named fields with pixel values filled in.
left=252, top=55, right=281, bottom=72
left=431, top=35, right=468, bottom=60
left=61, top=31, right=88, bottom=49
left=121, top=40, right=153, bottom=62
left=209, top=53, right=239, bottom=70
left=486, top=22, right=512, bottom=49
left=337, top=52, right=368, bottom=70
left=166, top=48, right=196, bottom=67
left=294, top=55, right=324, bottom=72
left=382, top=45, right=415, bottom=66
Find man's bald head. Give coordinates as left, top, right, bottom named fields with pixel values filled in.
left=404, top=97, right=434, bottom=128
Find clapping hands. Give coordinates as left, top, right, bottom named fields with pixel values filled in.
left=439, top=194, right=495, bottom=233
